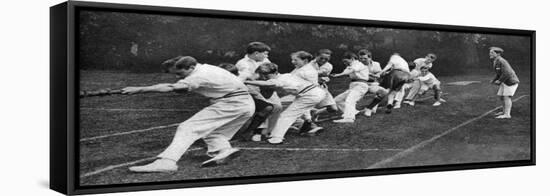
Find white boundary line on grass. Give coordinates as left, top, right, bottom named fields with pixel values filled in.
left=80, top=123, right=180, bottom=142
left=238, top=147, right=404, bottom=152
left=80, top=147, right=404, bottom=178
left=80, top=107, right=196, bottom=112
left=366, top=94, right=528, bottom=169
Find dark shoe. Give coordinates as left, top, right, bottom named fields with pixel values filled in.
left=299, top=121, right=312, bottom=134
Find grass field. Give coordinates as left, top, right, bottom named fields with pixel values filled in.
left=78, top=70, right=532, bottom=186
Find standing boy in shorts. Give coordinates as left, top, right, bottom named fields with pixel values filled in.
left=489, top=47, right=519, bottom=119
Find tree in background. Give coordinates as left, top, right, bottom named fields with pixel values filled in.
left=79, top=11, right=531, bottom=75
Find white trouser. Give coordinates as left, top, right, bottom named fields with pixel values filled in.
left=269, top=87, right=325, bottom=139
left=318, top=86, right=336, bottom=107
left=334, top=82, right=369, bottom=120
left=158, top=95, right=254, bottom=161
left=393, top=83, right=411, bottom=105
left=405, top=80, right=421, bottom=100
left=258, top=93, right=282, bottom=133
left=388, top=84, right=407, bottom=106
left=301, top=87, right=335, bottom=121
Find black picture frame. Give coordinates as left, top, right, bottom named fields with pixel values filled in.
left=50, top=1, right=536, bottom=195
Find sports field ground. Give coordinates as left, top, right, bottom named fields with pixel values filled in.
left=79, top=70, right=531, bottom=186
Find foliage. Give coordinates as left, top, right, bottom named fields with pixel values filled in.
left=79, top=11, right=531, bottom=75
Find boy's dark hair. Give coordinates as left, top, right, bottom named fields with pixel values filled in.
left=218, top=63, right=239, bottom=76
left=408, top=61, right=416, bottom=70
left=174, top=56, right=198, bottom=70
left=342, top=51, right=358, bottom=60
left=246, top=42, right=271, bottom=54
left=358, top=49, right=372, bottom=58
left=256, top=62, right=279, bottom=75
left=426, top=53, right=437, bottom=61
left=490, top=47, right=504, bottom=55
left=161, top=55, right=183, bottom=72
left=317, top=49, right=333, bottom=56
left=291, top=51, right=314, bottom=62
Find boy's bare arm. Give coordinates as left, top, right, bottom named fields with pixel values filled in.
left=331, top=67, right=353, bottom=77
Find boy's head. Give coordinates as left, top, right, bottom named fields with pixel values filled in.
left=291, top=51, right=314, bottom=67
left=489, top=47, right=503, bottom=59
left=342, top=51, right=358, bottom=66
left=420, top=66, right=430, bottom=75
left=218, top=63, right=239, bottom=76
left=357, top=49, right=372, bottom=65
left=315, top=49, right=332, bottom=66
left=255, top=62, right=279, bottom=80
left=317, top=49, right=333, bottom=56
left=164, top=56, right=198, bottom=79
left=161, top=55, right=184, bottom=72
left=425, top=53, right=437, bottom=63
left=246, top=42, right=271, bottom=62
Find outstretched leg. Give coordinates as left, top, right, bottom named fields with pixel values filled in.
left=432, top=84, right=445, bottom=106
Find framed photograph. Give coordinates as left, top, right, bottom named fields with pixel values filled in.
left=50, top=1, right=535, bottom=195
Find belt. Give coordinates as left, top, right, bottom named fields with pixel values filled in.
left=351, top=79, right=370, bottom=83
left=297, top=84, right=316, bottom=96
left=212, top=90, right=249, bottom=100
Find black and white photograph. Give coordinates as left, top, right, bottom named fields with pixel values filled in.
left=5, top=0, right=550, bottom=195
left=35, top=0, right=548, bottom=195
left=71, top=1, right=534, bottom=188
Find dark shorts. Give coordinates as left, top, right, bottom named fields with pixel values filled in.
left=379, top=70, right=411, bottom=91
left=253, top=98, right=273, bottom=112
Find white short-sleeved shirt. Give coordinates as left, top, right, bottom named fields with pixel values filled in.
left=414, top=58, right=433, bottom=70
left=368, top=61, right=382, bottom=75
left=314, top=61, right=333, bottom=83
left=176, top=64, right=248, bottom=98
left=417, top=72, right=440, bottom=86
left=385, top=54, right=410, bottom=73
left=346, top=60, right=370, bottom=81
left=410, top=69, right=421, bottom=79
left=291, top=63, right=319, bottom=84
left=317, top=62, right=333, bottom=75
left=235, top=55, right=271, bottom=81
left=268, top=73, right=315, bottom=97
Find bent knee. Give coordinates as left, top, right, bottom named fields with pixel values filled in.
left=257, top=105, right=274, bottom=117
